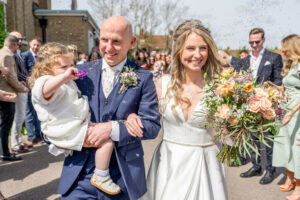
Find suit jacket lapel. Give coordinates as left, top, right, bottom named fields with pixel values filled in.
left=256, top=51, right=268, bottom=77
left=87, top=60, right=102, bottom=122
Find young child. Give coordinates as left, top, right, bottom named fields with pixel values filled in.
left=28, top=42, right=124, bottom=195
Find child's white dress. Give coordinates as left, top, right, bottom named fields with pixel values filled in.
left=31, top=75, right=90, bottom=156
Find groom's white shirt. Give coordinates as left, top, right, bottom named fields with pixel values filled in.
left=101, top=58, right=127, bottom=141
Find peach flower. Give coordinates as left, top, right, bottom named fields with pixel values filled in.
left=265, top=87, right=280, bottom=100
left=228, top=117, right=239, bottom=126
left=220, top=67, right=234, bottom=78
left=247, top=99, right=261, bottom=113
left=259, top=98, right=272, bottom=111
left=216, top=104, right=231, bottom=119
left=262, top=108, right=276, bottom=120
left=220, top=67, right=237, bottom=79
left=216, top=81, right=235, bottom=96
left=243, top=83, right=254, bottom=93
left=253, top=88, right=267, bottom=100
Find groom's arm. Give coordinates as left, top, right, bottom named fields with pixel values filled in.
left=118, top=72, right=161, bottom=147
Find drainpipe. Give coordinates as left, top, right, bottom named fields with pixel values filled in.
left=39, top=16, right=47, bottom=43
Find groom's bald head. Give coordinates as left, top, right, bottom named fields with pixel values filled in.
left=99, top=16, right=136, bottom=66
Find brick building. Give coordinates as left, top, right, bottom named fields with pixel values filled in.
left=5, top=0, right=99, bottom=54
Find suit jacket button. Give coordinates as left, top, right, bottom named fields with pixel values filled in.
left=104, top=101, right=108, bottom=105
left=136, top=153, right=140, bottom=157
left=69, top=163, right=73, bottom=167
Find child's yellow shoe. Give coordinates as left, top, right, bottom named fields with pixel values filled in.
left=90, top=174, right=121, bottom=195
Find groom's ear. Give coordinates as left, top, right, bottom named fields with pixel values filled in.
left=130, top=37, right=136, bottom=47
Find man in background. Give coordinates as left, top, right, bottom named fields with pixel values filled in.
left=236, top=28, right=283, bottom=185
left=9, top=31, right=30, bottom=153
left=0, top=35, right=28, bottom=161
left=22, top=37, right=42, bottom=146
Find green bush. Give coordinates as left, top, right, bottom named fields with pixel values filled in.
left=0, top=2, right=6, bottom=48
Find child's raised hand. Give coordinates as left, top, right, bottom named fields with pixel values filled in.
left=63, top=67, right=79, bottom=81
left=125, top=113, right=144, bottom=138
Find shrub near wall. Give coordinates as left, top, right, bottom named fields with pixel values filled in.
left=0, top=2, right=6, bottom=48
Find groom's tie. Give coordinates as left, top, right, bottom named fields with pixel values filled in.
left=103, top=67, right=118, bottom=98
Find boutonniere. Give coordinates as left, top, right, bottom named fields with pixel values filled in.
left=118, top=66, right=140, bottom=94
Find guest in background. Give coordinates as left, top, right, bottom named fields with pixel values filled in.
left=237, top=28, right=283, bottom=185
left=67, top=44, right=78, bottom=63
left=9, top=31, right=31, bottom=153
left=0, top=66, right=17, bottom=103
left=76, top=52, right=88, bottom=65
left=22, top=37, right=42, bottom=146
left=272, top=34, right=300, bottom=200
left=127, top=49, right=135, bottom=62
left=240, top=49, right=249, bottom=59
left=0, top=35, right=28, bottom=161
left=88, top=47, right=101, bottom=61
left=147, top=56, right=155, bottom=71
left=136, top=50, right=147, bottom=68
left=218, top=49, right=240, bottom=68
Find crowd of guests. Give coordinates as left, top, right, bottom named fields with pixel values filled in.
left=0, top=23, right=300, bottom=200
left=128, top=48, right=171, bottom=81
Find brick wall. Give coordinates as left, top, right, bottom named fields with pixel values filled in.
left=36, top=16, right=95, bottom=54
left=6, top=0, right=40, bottom=41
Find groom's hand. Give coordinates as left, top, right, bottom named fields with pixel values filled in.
left=85, top=122, right=112, bottom=147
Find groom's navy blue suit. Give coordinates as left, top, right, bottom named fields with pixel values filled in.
left=58, top=58, right=161, bottom=200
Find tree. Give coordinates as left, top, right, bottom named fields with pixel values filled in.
left=160, top=0, right=189, bottom=50
left=88, top=0, right=188, bottom=50
left=0, top=1, right=6, bottom=48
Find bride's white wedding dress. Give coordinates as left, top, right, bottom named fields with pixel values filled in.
left=142, top=76, right=227, bottom=200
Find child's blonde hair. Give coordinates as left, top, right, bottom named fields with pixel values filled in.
left=28, top=42, right=73, bottom=89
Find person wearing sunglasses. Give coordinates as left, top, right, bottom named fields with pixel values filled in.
left=235, top=28, right=283, bottom=185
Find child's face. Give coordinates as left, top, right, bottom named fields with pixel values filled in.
left=54, top=56, right=74, bottom=76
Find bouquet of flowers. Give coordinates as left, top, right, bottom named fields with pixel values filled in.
left=202, top=67, right=287, bottom=166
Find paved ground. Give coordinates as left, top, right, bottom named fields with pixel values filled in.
left=0, top=134, right=292, bottom=200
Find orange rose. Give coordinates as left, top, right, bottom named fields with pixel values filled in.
left=262, top=108, right=276, bottom=120
left=265, top=87, right=280, bottom=100
left=220, top=67, right=236, bottom=79
left=259, top=97, right=272, bottom=111
left=216, top=81, right=235, bottom=96
left=228, top=117, right=239, bottom=126
left=247, top=99, right=260, bottom=113
left=216, top=104, right=231, bottom=119
left=253, top=88, right=267, bottom=100
left=243, top=83, right=254, bottom=93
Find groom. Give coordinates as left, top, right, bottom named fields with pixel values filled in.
left=58, top=16, right=161, bottom=199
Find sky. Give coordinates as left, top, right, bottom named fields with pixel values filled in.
left=52, top=0, right=300, bottom=49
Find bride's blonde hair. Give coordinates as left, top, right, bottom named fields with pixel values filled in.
left=281, top=34, right=300, bottom=77
left=28, top=42, right=73, bottom=89
left=164, top=19, right=222, bottom=115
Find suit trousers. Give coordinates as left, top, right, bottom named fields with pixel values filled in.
left=251, top=131, right=275, bottom=173
left=11, top=93, right=27, bottom=148
left=25, top=92, right=41, bottom=140
left=0, top=101, right=15, bottom=156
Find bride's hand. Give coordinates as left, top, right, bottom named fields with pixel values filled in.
left=125, top=113, right=144, bottom=137
left=297, top=138, right=300, bottom=146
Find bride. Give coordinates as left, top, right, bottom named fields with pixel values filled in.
left=127, top=19, right=227, bottom=200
